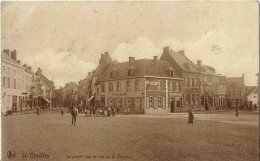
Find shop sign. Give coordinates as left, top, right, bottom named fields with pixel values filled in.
left=146, top=81, right=158, bottom=86
left=112, top=93, right=127, bottom=96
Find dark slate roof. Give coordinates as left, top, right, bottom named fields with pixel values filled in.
left=226, top=77, right=245, bottom=87
left=194, top=64, right=215, bottom=75
left=99, top=59, right=181, bottom=81
left=168, top=50, right=199, bottom=72
left=1, top=52, right=23, bottom=67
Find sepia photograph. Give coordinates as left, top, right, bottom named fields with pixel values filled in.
left=1, top=1, right=259, bottom=161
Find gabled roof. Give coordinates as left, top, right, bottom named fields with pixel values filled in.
left=194, top=64, right=215, bottom=75
left=167, top=50, right=199, bottom=72
left=99, top=59, right=181, bottom=81
left=226, top=77, right=245, bottom=87
left=35, top=71, right=55, bottom=88
left=1, top=52, right=23, bottom=67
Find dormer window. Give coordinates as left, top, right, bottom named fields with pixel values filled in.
left=170, top=67, right=174, bottom=77
left=110, top=71, right=117, bottom=78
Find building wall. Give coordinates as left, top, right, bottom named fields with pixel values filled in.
left=1, top=60, right=25, bottom=114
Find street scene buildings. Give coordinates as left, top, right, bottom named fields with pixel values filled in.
left=1, top=46, right=258, bottom=115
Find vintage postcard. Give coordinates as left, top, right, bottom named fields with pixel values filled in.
left=1, top=1, right=259, bottom=161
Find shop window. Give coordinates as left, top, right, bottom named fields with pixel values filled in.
left=148, top=97, right=153, bottom=109
left=126, top=80, right=131, bottom=91
left=157, top=97, right=162, bottom=108
left=127, top=97, right=132, bottom=108
left=177, top=100, right=181, bottom=108
left=135, top=97, right=141, bottom=108
left=157, top=81, right=162, bottom=91
left=117, top=81, right=121, bottom=92
left=135, top=80, right=140, bottom=91
left=185, top=94, right=189, bottom=104
left=195, top=94, right=199, bottom=104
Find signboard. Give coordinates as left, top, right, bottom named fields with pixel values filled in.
left=112, top=93, right=127, bottom=96
left=146, top=81, right=158, bottom=86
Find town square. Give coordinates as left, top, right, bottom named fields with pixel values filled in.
left=1, top=1, right=259, bottom=161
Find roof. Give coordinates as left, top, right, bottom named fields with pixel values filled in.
left=99, top=59, right=181, bottom=81
left=167, top=50, right=199, bottom=72
left=194, top=64, right=215, bottom=75
left=1, top=52, right=23, bottom=67
left=226, top=77, right=245, bottom=88
left=35, top=71, right=55, bottom=88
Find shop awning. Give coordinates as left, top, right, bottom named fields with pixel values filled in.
left=88, top=96, right=95, bottom=102
left=42, top=97, right=51, bottom=103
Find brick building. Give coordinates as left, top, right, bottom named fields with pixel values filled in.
left=98, top=56, right=183, bottom=114
left=160, top=47, right=200, bottom=109
left=226, top=74, right=246, bottom=108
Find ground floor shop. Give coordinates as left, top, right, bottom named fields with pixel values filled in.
left=201, top=95, right=226, bottom=110
left=227, top=98, right=244, bottom=108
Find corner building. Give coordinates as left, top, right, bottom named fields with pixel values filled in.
left=98, top=56, right=183, bottom=114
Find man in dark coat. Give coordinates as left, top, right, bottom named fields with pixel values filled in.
left=71, top=107, right=78, bottom=126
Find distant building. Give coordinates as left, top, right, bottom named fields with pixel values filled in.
left=226, top=74, right=246, bottom=108
left=194, top=60, right=227, bottom=110
left=62, top=82, right=79, bottom=108
left=32, top=68, right=55, bottom=108
left=78, top=72, right=93, bottom=107
left=98, top=56, right=183, bottom=114
left=23, top=64, right=35, bottom=110
left=1, top=49, right=26, bottom=114
left=160, top=47, right=200, bottom=109
left=246, top=86, right=258, bottom=109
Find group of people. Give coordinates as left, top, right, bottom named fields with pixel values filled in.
left=84, top=106, right=120, bottom=117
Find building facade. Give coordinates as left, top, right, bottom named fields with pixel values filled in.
left=1, top=49, right=27, bottom=114
left=98, top=56, right=183, bottom=114
left=226, top=74, right=246, bottom=108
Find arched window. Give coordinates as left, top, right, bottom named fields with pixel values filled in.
left=148, top=97, right=153, bottom=109
left=157, top=97, right=162, bottom=108
left=109, top=82, right=113, bottom=92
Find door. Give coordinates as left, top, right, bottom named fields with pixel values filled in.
left=171, top=99, right=175, bottom=113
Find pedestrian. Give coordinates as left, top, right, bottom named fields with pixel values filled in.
left=61, top=107, right=64, bottom=116
left=85, top=108, right=88, bottom=117
left=112, top=107, right=116, bottom=117
left=188, top=108, right=195, bottom=123
left=107, top=106, right=111, bottom=117
left=93, top=107, right=96, bottom=117
left=104, top=107, right=107, bottom=117
left=116, top=106, right=120, bottom=114
left=36, top=106, right=40, bottom=115
left=71, top=106, right=78, bottom=126
left=236, top=107, right=239, bottom=117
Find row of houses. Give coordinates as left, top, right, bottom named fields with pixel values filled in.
left=1, top=49, right=55, bottom=114
left=61, top=46, right=250, bottom=114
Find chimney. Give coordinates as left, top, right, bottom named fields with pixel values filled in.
left=104, top=52, right=109, bottom=55
left=129, top=57, right=135, bottom=62
left=197, top=60, right=202, bottom=66
left=154, top=56, right=158, bottom=62
left=11, top=50, right=17, bottom=61
left=163, top=46, right=170, bottom=53
left=37, top=67, right=42, bottom=75
left=179, top=50, right=184, bottom=54
left=101, top=54, right=105, bottom=60
left=28, top=66, right=31, bottom=70
left=23, top=64, right=27, bottom=68
left=17, top=60, right=21, bottom=64
left=3, top=49, right=10, bottom=56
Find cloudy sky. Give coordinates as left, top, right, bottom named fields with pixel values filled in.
left=2, top=1, right=259, bottom=87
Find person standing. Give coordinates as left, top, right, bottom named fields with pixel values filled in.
left=236, top=107, right=239, bottom=117
left=61, top=107, right=64, bottom=116
left=71, top=106, right=78, bottom=126
left=188, top=108, right=195, bottom=123
left=36, top=106, right=40, bottom=115
left=112, top=106, right=116, bottom=117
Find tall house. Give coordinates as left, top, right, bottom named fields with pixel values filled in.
left=226, top=74, right=246, bottom=108
left=23, top=64, right=35, bottom=110
left=1, top=49, right=26, bottom=114
left=98, top=56, right=183, bottom=114
left=194, top=60, right=227, bottom=109
left=33, top=68, right=55, bottom=108
left=160, top=47, right=200, bottom=109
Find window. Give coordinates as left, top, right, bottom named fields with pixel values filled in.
left=101, top=83, right=105, bottom=92
left=157, top=97, right=162, bottom=108
left=148, top=97, right=153, bottom=109
left=192, top=94, right=195, bottom=104
left=127, top=97, right=132, bottom=108
left=170, top=68, right=174, bottom=77
left=135, top=97, right=141, bottom=108
left=2, top=77, right=5, bottom=87
left=157, top=81, right=162, bottom=91
left=173, top=82, right=176, bottom=91
left=126, top=80, right=131, bottom=91
left=135, top=80, right=140, bottom=91
left=238, top=90, right=241, bottom=96
left=184, top=78, right=187, bottom=87
left=14, top=79, right=16, bottom=89
left=201, top=85, right=204, bottom=94
left=117, top=81, right=121, bottom=92
left=97, top=88, right=99, bottom=96
left=232, top=90, right=236, bottom=96
left=176, top=82, right=179, bottom=92
left=191, top=78, right=195, bottom=87
left=185, top=94, right=189, bottom=104
left=194, top=78, right=198, bottom=87
left=170, top=82, right=174, bottom=91
left=8, top=68, right=10, bottom=74
left=109, top=82, right=113, bottom=92
left=189, top=78, right=192, bottom=87
left=195, top=94, right=199, bottom=104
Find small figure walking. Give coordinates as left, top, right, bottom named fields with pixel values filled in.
left=188, top=108, right=195, bottom=123
left=236, top=107, right=239, bottom=117
left=61, top=107, right=64, bottom=116
left=71, top=106, right=78, bottom=126
left=36, top=106, right=40, bottom=116
left=112, top=107, right=116, bottom=117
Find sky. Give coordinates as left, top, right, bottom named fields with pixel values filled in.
left=2, top=1, right=259, bottom=87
